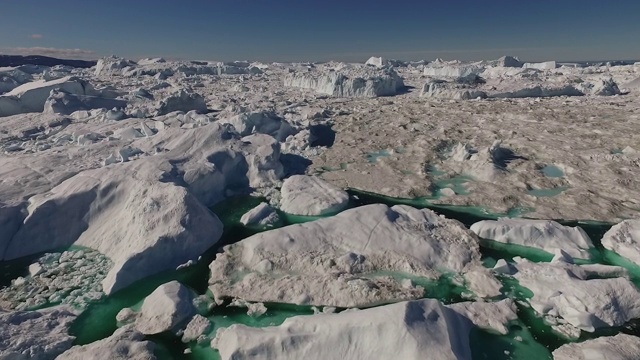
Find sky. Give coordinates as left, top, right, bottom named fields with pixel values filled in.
left=0, top=0, right=639, bottom=62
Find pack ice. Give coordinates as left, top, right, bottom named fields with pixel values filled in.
left=1, top=53, right=640, bottom=360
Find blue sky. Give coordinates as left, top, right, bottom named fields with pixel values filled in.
left=1, top=0, right=639, bottom=62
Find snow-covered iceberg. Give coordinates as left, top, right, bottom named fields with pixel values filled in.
left=212, top=298, right=517, bottom=360
left=0, top=76, right=96, bottom=117
left=209, top=204, right=481, bottom=307
left=1, top=124, right=284, bottom=294
left=471, top=219, right=594, bottom=259
left=513, top=258, right=640, bottom=333
left=601, top=219, right=640, bottom=265
left=56, top=325, right=157, bottom=360
left=284, top=64, right=404, bottom=97
left=552, top=333, right=640, bottom=360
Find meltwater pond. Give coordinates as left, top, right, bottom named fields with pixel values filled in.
left=541, top=164, right=564, bottom=178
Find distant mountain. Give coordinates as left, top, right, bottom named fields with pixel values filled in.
left=0, top=55, right=96, bottom=68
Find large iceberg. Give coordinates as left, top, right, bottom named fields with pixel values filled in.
left=513, top=258, right=640, bottom=332
left=212, top=298, right=517, bottom=360
left=1, top=124, right=284, bottom=294
left=209, top=204, right=481, bottom=307
left=601, top=219, right=640, bottom=265
left=470, top=219, right=594, bottom=259
left=284, top=64, right=404, bottom=97
left=0, top=76, right=96, bottom=117
left=552, top=334, right=640, bottom=360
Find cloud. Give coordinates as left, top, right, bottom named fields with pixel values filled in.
left=30, top=34, right=44, bottom=39
left=0, top=47, right=97, bottom=60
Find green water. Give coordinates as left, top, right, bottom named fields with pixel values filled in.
left=434, top=175, right=473, bottom=195
left=319, top=162, right=349, bottom=172
left=191, top=303, right=316, bottom=359
left=365, top=149, right=391, bottom=163
left=427, top=164, right=447, bottom=177
left=3, top=190, right=635, bottom=360
left=541, top=165, right=564, bottom=178
left=480, top=239, right=554, bottom=263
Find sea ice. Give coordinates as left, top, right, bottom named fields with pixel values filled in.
left=522, top=61, right=557, bottom=70
left=1, top=124, right=284, bottom=294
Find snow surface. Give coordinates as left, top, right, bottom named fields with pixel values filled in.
left=212, top=298, right=516, bottom=360
left=471, top=219, right=594, bottom=259
left=209, top=204, right=481, bottom=307
left=279, top=175, right=350, bottom=215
